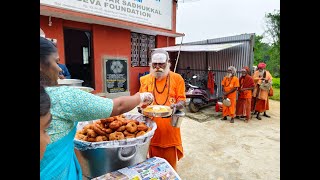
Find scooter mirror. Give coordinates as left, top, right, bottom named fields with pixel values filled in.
left=192, top=75, right=197, bottom=79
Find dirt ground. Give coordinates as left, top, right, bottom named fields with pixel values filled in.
left=176, top=100, right=280, bottom=180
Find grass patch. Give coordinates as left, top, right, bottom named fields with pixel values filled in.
left=269, top=88, right=280, bottom=101
left=272, top=78, right=280, bottom=88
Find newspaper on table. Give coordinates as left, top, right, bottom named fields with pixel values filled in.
left=92, top=157, right=182, bottom=180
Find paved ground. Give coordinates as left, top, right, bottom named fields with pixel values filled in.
left=176, top=100, right=280, bottom=180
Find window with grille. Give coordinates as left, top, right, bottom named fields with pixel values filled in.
left=131, top=32, right=156, bottom=67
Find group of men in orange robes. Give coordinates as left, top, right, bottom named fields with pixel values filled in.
left=221, top=62, right=273, bottom=123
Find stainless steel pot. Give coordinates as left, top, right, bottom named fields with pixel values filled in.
left=74, top=115, right=156, bottom=179
left=57, top=79, right=84, bottom=86
left=75, top=140, right=150, bottom=179
left=72, top=86, right=94, bottom=93
left=171, top=110, right=185, bottom=127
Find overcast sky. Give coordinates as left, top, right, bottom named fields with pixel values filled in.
left=175, top=0, right=280, bottom=44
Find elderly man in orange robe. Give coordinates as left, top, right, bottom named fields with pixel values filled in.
left=252, top=62, right=273, bottom=120
left=235, top=67, right=255, bottom=122
left=221, top=66, right=240, bottom=123
left=139, top=49, right=186, bottom=170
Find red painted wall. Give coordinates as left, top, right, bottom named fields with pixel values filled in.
left=40, top=16, right=92, bottom=64
left=156, top=36, right=176, bottom=48
left=91, top=25, right=131, bottom=93
left=40, top=16, right=66, bottom=63
left=130, top=67, right=149, bottom=95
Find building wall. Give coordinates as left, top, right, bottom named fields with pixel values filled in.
left=91, top=24, right=131, bottom=94
left=40, top=16, right=66, bottom=63
left=40, top=15, right=176, bottom=95
left=40, top=1, right=178, bottom=36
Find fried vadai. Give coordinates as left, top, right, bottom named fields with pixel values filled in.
left=96, top=136, right=108, bottom=142
left=116, top=125, right=126, bottom=132
left=136, top=131, right=146, bottom=137
left=126, top=122, right=138, bottom=133
left=109, top=120, right=123, bottom=130
left=125, top=134, right=136, bottom=139
left=137, top=124, right=148, bottom=131
left=109, top=132, right=125, bottom=141
left=92, top=123, right=107, bottom=136
left=87, top=129, right=97, bottom=138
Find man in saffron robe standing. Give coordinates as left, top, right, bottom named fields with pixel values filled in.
left=139, top=49, right=186, bottom=170
left=236, top=66, right=255, bottom=122
left=252, top=62, right=273, bottom=120
left=221, top=66, right=240, bottom=123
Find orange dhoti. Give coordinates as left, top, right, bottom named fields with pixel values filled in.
left=221, top=76, right=240, bottom=118
left=236, top=98, right=252, bottom=119
left=252, top=97, right=269, bottom=113
left=147, top=116, right=184, bottom=171
left=149, top=145, right=183, bottom=170
left=222, top=97, right=237, bottom=118
left=252, top=70, right=272, bottom=113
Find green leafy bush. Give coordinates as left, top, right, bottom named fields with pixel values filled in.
left=272, top=78, right=280, bottom=89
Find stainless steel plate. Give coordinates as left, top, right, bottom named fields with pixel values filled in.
left=142, top=105, right=173, bottom=118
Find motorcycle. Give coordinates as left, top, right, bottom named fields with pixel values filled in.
left=185, top=75, right=218, bottom=113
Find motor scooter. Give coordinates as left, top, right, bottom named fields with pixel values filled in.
left=185, top=75, right=218, bottom=113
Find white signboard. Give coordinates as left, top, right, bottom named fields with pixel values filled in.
left=40, top=0, right=172, bottom=30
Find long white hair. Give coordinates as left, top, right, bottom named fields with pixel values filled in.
left=228, top=66, right=237, bottom=75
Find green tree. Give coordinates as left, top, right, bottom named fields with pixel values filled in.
left=265, top=10, right=280, bottom=77
left=265, top=10, right=280, bottom=45
left=254, top=35, right=271, bottom=65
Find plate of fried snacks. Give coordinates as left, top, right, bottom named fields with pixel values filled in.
left=142, top=105, right=173, bottom=118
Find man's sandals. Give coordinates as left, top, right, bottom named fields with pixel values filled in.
left=230, top=118, right=235, bottom=123
left=221, top=116, right=227, bottom=120
left=263, top=113, right=271, bottom=118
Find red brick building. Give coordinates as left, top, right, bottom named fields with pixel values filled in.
left=40, top=0, right=183, bottom=97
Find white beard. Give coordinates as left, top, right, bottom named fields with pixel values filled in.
left=149, top=62, right=171, bottom=80
left=259, top=70, right=265, bottom=77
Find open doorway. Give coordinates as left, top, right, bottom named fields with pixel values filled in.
left=63, top=28, right=94, bottom=88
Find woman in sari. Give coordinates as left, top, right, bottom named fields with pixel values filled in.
left=40, top=37, right=153, bottom=179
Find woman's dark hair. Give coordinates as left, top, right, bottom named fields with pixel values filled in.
left=40, top=85, right=51, bottom=116
left=40, top=36, right=57, bottom=68
left=40, top=36, right=58, bottom=86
